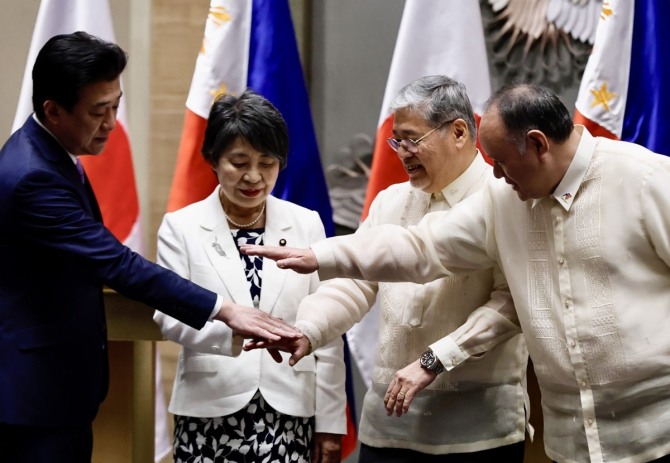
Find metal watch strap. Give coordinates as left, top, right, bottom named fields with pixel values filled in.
left=420, top=349, right=445, bottom=375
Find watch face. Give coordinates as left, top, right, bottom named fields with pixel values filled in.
left=420, top=350, right=434, bottom=367
left=420, top=349, right=443, bottom=374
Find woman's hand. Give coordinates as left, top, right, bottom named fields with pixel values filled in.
left=312, top=432, right=341, bottom=463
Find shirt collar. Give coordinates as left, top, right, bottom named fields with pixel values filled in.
left=32, top=113, right=78, bottom=164
left=531, top=125, right=596, bottom=211
left=434, top=152, right=489, bottom=207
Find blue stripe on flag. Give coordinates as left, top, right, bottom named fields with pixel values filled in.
left=342, top=333, right=357, bottom=425
left=622, top=0, right=670, bottom=156
left=247, top=0, right=335, bottom=236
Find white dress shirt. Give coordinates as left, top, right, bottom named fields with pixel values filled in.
left=312, top=127, right=670, bottom=463
left=297, top=155, right=528, bottom=454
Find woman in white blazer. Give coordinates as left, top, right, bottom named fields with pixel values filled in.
left=154, top=90, right=346, bottom=463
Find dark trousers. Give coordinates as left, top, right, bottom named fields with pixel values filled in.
left=553, top=454, right=670, bottom=463
left=0, top=422, right=93, bottom=463
left=645, top=456, right=670, bottom=463
left=359, top=441, right=525, bottom=463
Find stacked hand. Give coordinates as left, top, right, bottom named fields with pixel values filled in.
left=242, top=244, right=437, bottom=417
left=214, top=300, right=303, bottom=363
left=243, top=334, right=312, bottom=366
left=234, top=244, right=320, bottom=365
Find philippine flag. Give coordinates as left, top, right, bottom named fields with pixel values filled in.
left=574, top=0, right=670, bottom=156
left=166, top=0, right=334, bottom=236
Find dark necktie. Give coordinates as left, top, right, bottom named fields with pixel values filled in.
left=75, top=158, right=85, bottom=184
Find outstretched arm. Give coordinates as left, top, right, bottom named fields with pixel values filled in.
left=245, top=217, right=468, bottom=284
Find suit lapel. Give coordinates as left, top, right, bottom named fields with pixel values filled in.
left=25, top=118, right=102, bottom=221
left=258, top=196, right=290, bottom=315
left=198, top=192, right=293, bottom=313
left=199, top=189, right=255, bottom=308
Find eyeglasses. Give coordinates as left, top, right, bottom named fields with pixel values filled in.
left=386, top=119, right=454, bottom=154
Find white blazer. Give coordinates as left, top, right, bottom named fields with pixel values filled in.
left=154, top=188, right=347, bottom=434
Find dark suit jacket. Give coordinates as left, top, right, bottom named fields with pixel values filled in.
left=0, top=116, right=216, bottom=427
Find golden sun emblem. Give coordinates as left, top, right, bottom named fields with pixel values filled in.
left=210, top=82, right=230, bottom=100
left=200, top=6, right=232, bottom=55
left=601, top=1, right=614, bottom=20
left=209, top=6, right=231, bottom=26
left=590, top=82, right=617, bottom=112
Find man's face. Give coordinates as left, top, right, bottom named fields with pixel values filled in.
left=479, top=110, right=549, bottom=201
left=47, top=78, right=121, bottom=155
left=392, top=107, right=455, bottom=193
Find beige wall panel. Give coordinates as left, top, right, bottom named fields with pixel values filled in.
left=148, top=0, right=209, bottom=259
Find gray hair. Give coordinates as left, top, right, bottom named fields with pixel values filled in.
left=390, top=75, right=477, bottom=142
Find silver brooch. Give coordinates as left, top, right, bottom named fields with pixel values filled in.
left=212, top=236, right=227, bottom=257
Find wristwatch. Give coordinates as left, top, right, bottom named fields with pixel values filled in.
left=420, top=349, right=445, bottom=375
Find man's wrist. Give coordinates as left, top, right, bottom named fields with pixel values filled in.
left=210, top=295, right=225, bottom=321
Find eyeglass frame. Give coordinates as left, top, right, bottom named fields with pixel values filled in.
left=386, top=118, right=456, bottom=154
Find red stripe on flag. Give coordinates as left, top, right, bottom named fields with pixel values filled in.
left=361, top=115, right=407, bottom=220
left=341, top=402, right=357, bottom=458
left=474, top=113, right=493, bottom=166
left=81, top=122, right=138, bottom=242
left=167, top=109, right=218, bottom=212
left=574, top=108, right=618, bottom=140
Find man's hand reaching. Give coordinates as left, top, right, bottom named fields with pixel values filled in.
left=214, top=300, right=302, bottom=349
left=244, top=335, right=312, bottom=366
left=240, top=244, right=319, bottom=274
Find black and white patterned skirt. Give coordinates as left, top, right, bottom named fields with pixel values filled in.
left=173, top=390, right=315, bottom=463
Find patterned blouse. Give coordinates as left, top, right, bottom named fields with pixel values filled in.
left=231, top=228, right=264, bottom=307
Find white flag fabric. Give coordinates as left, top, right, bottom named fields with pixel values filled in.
left=351, top=0, right=492, bottom=387
left=376, top=1, right=491, bottom=129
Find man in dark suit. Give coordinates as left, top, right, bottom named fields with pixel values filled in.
left=0, top=31, right=300, bottom=463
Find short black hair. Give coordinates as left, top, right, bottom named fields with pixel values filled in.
left=32, top=31, right=127, bottom=120
left=487, top=83, right=573, bottom=152
left=202, top=89, right=289, bottom=169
